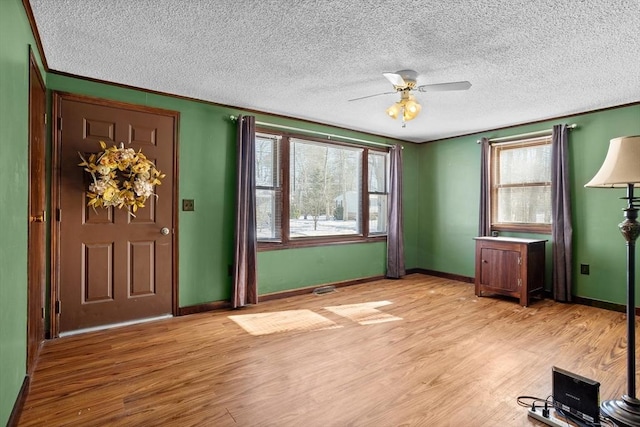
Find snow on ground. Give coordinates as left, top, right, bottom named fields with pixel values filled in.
left=258, top=216, right=384, bottom=239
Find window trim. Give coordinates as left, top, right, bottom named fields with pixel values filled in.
left=256, top=128, right=389, bottom=250
left=490, top=136, right=552, bottom=234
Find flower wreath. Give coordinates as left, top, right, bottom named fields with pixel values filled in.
left=78, top=141, right=165, bottom=214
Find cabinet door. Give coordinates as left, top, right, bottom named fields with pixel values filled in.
left=480, top=248, right=520, bottom=292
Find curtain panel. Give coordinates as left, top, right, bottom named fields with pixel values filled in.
left=478, top=137, right=491, bottom=237
left=232, top=115, right=258, bottom=308
left=387, top=144, right=406, bottom=279
left=551, top=124, right=573, bottom=302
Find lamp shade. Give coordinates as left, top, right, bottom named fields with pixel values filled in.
left=584, top=135, right=640, bottom=188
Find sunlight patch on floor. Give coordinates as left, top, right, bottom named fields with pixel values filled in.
left=323, top=301, right=403, bottom=325
left=228, top=309, right=342, bottom=336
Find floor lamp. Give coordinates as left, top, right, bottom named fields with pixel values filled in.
left=585, top=135, right=640, bottom=427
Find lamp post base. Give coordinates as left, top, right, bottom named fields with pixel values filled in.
left=601, top=395, right=640, bottom=427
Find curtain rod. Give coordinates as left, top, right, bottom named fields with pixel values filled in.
left=476, top=123, right=578, bottom=144
left=229, top=115, right=398, bottom=149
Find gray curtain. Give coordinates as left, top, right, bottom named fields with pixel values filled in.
left=387, top=144, right=405, bottom=279
left=551, top=124, right=573, bottom=302
left=232, top=115, right=258, bottom=308
left=478, top=137, right=491, bottom=236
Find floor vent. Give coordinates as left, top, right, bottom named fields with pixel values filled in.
left=313, top=285, right=336, bottom=295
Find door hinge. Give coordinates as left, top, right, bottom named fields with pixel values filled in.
left=518, top=278, right=522, bottom=287
left=57, top=117, right=62, bottom=130
left=57, top=208, right=62, bottom=222
left=55, top=300, right=61, bottom=314
left=44, top=113, right=47, bottom=125
left=41, top=307, right=45, bottom=319
left=518, top=257, right=522, bottom=265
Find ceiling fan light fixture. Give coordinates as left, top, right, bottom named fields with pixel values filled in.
left=403, top=96, right=421, bottom=121
left=386, top=102, right=401, bottom=119
left=386, top=94, right=421, bottom=123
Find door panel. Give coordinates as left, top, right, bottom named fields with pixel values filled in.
left=56, top=95, right=177, bottom=333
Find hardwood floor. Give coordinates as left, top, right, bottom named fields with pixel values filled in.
left=19, top=274, right=634, bottom=426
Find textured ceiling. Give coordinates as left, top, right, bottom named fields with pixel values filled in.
left=28, top=0, right=640, bottom=143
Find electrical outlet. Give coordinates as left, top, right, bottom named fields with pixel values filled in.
left=580, top=264, right=590, bottom=275
left=182, top=199, right=195, bottom=211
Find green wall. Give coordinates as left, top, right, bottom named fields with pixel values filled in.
left=259, top=243, right=387, bottom=294
left=418, top=134, right=480, bottom=276
left=401, top=142, right=420, bottom=270
left=417, top=104, right=640, bottom=305
left=0, top=0, right=46, bottom=423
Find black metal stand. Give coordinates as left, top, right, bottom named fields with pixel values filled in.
left=600, top=183, right=640, bottom=427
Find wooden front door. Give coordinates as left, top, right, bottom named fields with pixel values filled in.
left=53, top=93, right=178, bottom=334
left=27, top=50, right=46, bottom=372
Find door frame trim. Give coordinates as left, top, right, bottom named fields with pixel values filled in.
left=27, top=46, right=46, bottom=372
left=50, top=91, right=180, bottom=337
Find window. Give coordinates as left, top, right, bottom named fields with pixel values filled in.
left=255, top=134, right=282, bottom=241
left=290, top=138, right=362, bottom=238
left=368, top=151, right=389, bottom=235
left=256, top=130, right=389, bottom=247
left=491, top=136, right=552, bottom=233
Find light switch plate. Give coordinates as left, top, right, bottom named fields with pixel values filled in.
left=580, top=264, right=589, bottom=275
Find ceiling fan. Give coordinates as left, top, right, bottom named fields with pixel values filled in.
left=349, top=69, right=472, bottom=127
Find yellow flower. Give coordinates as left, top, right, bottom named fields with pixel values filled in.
left=131, top=162, right=151, bottom=174
left=103, top=186, right=116, bottom=201
left=96, top=165, right=111, bottom=176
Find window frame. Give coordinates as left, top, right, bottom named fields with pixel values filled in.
left=256, top=128, right=389, bottom=250
left=490, top=135, right=552, bottom=234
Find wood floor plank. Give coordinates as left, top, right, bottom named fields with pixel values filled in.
left=18, top=274, right=635, bottom=426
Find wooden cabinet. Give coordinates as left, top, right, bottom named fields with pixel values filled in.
left=474, top=237, right=547, bottom=306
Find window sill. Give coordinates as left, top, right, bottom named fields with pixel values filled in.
left=258, top=235, right=387, bottom=251
left=492, top=223, right=552, bottom=234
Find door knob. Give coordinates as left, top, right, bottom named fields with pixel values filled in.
left=30, top=211, right=46, bottom=223
left=160, top=227, right=170, bottom=235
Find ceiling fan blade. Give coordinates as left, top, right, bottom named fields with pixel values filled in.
left=416, top=81, right=472, bottom=92
left=348, top=91, right=397, bottom=102
left=383, top=72, right=407, bottom=88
